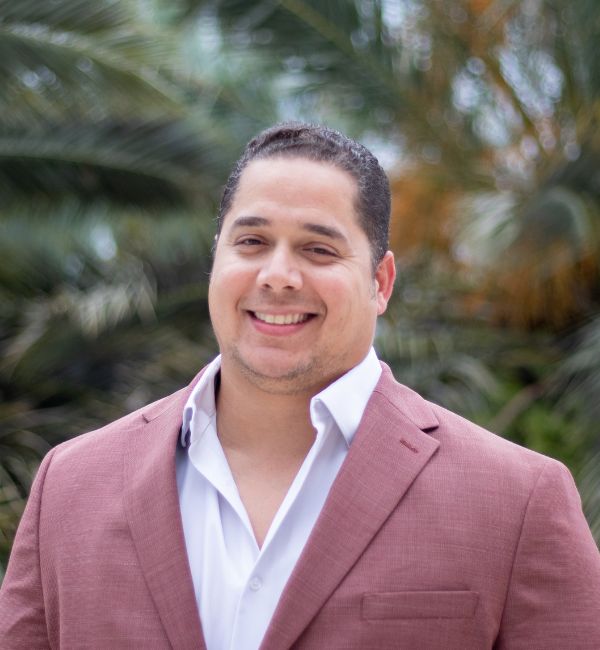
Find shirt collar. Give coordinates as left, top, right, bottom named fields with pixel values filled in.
left=309, top=347, right=381, bottom=447
left=180, top=348, right=381, bottom=448
left=180, top=355, right=221, bottom=447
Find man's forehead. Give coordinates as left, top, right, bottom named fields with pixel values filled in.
left=226, top=156, right=359, bottom=217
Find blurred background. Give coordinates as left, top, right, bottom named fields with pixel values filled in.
left=1, top=0, right=599, bottom=576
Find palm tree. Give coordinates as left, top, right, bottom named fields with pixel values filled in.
left=3, top=0, right=599, bottom=574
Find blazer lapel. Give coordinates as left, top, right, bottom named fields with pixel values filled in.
left=261, top=366, right=440, bottom=650
left=123, top=378, right=207, bottom=650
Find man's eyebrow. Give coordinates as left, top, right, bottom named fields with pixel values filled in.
left=230, top=215, right=270, bottom=229
left=229, top=216, right=348, bottom=242
left=302, top=223, right=347, bottom=242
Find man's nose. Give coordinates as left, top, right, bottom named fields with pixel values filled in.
left=256, top=245, right=303, bottom=291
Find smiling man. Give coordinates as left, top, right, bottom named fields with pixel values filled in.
left=1, top=123, right=599, bottom=649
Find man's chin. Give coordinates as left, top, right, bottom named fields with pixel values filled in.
left=228, top=350, right=323, bottom=395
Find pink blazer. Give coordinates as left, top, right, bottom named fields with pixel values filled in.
left=1, top=364, right=599, bottom=649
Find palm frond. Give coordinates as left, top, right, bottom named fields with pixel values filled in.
left=0, top=120, right=222, bottom=206
left=577, top=448, right=600, bottom=545
left=456, top=186, right=600, bottom=327
left=553, top=313, right=600, bottom=421
left=0, top=426, right=50, bottom=579
left=0, top=1, right=183, bottom=122
left=0, top=0, right=135, bottom=32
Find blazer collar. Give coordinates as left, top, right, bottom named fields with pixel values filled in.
left=124, top=370, right=207, bottom=650
left=260, top=363, right=440, bottom=650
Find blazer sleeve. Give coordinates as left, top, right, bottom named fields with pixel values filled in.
left=0, top=449, right=55, bottom=649
left=495, top=458, right=600, bottom=649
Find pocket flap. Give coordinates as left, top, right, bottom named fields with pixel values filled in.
left=362, top=590, right=479, bottom=620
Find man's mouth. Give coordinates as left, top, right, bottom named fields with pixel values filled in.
left=252, top=311, right=313, bottom=325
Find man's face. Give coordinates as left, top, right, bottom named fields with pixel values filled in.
left=208, top=156, right=395, bottom=395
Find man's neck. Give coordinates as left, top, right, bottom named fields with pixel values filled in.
left=215, top=365, right=317, bottom=459
left=214, top=364, right=320, bottom=547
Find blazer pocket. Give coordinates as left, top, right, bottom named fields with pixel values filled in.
left=361, top=590, right=479, bottom=620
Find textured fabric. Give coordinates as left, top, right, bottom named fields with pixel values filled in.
left=177, top=349, right=381, bottom=650
left=1, top=364, right=599, bottom=649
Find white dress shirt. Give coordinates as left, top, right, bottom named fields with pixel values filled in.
left=176, top=349, right=381, bottom=650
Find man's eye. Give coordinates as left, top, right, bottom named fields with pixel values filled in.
left=236, top=237, right=263, bottom=246
left=306, top=246, right=334, bottom=256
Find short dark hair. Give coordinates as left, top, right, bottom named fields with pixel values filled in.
left=217, top=122, right=391, bottom=269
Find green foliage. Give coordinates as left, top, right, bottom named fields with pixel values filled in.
left=0, top=0, right=223, bottom=208
left=0, top=206, right=221, bottom=573
left=2, top=0, right=600, bottom=575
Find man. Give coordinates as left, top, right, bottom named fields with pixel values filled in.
left=1, top=123, right=599, bottom=649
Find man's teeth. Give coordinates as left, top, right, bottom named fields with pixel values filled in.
left=254, top=312, right=309, bottom=325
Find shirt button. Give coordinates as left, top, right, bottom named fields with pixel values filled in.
left=249, top=576, right=263, bottom=591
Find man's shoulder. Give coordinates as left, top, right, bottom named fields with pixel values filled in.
left=429, top=399, right=558, bottom=470
left=378, top=363, right=566, bottom=482
left=49, top=383, right=191, bottom=471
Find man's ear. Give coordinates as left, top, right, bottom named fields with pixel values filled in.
left=374, top=250, right=396, bottom=315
